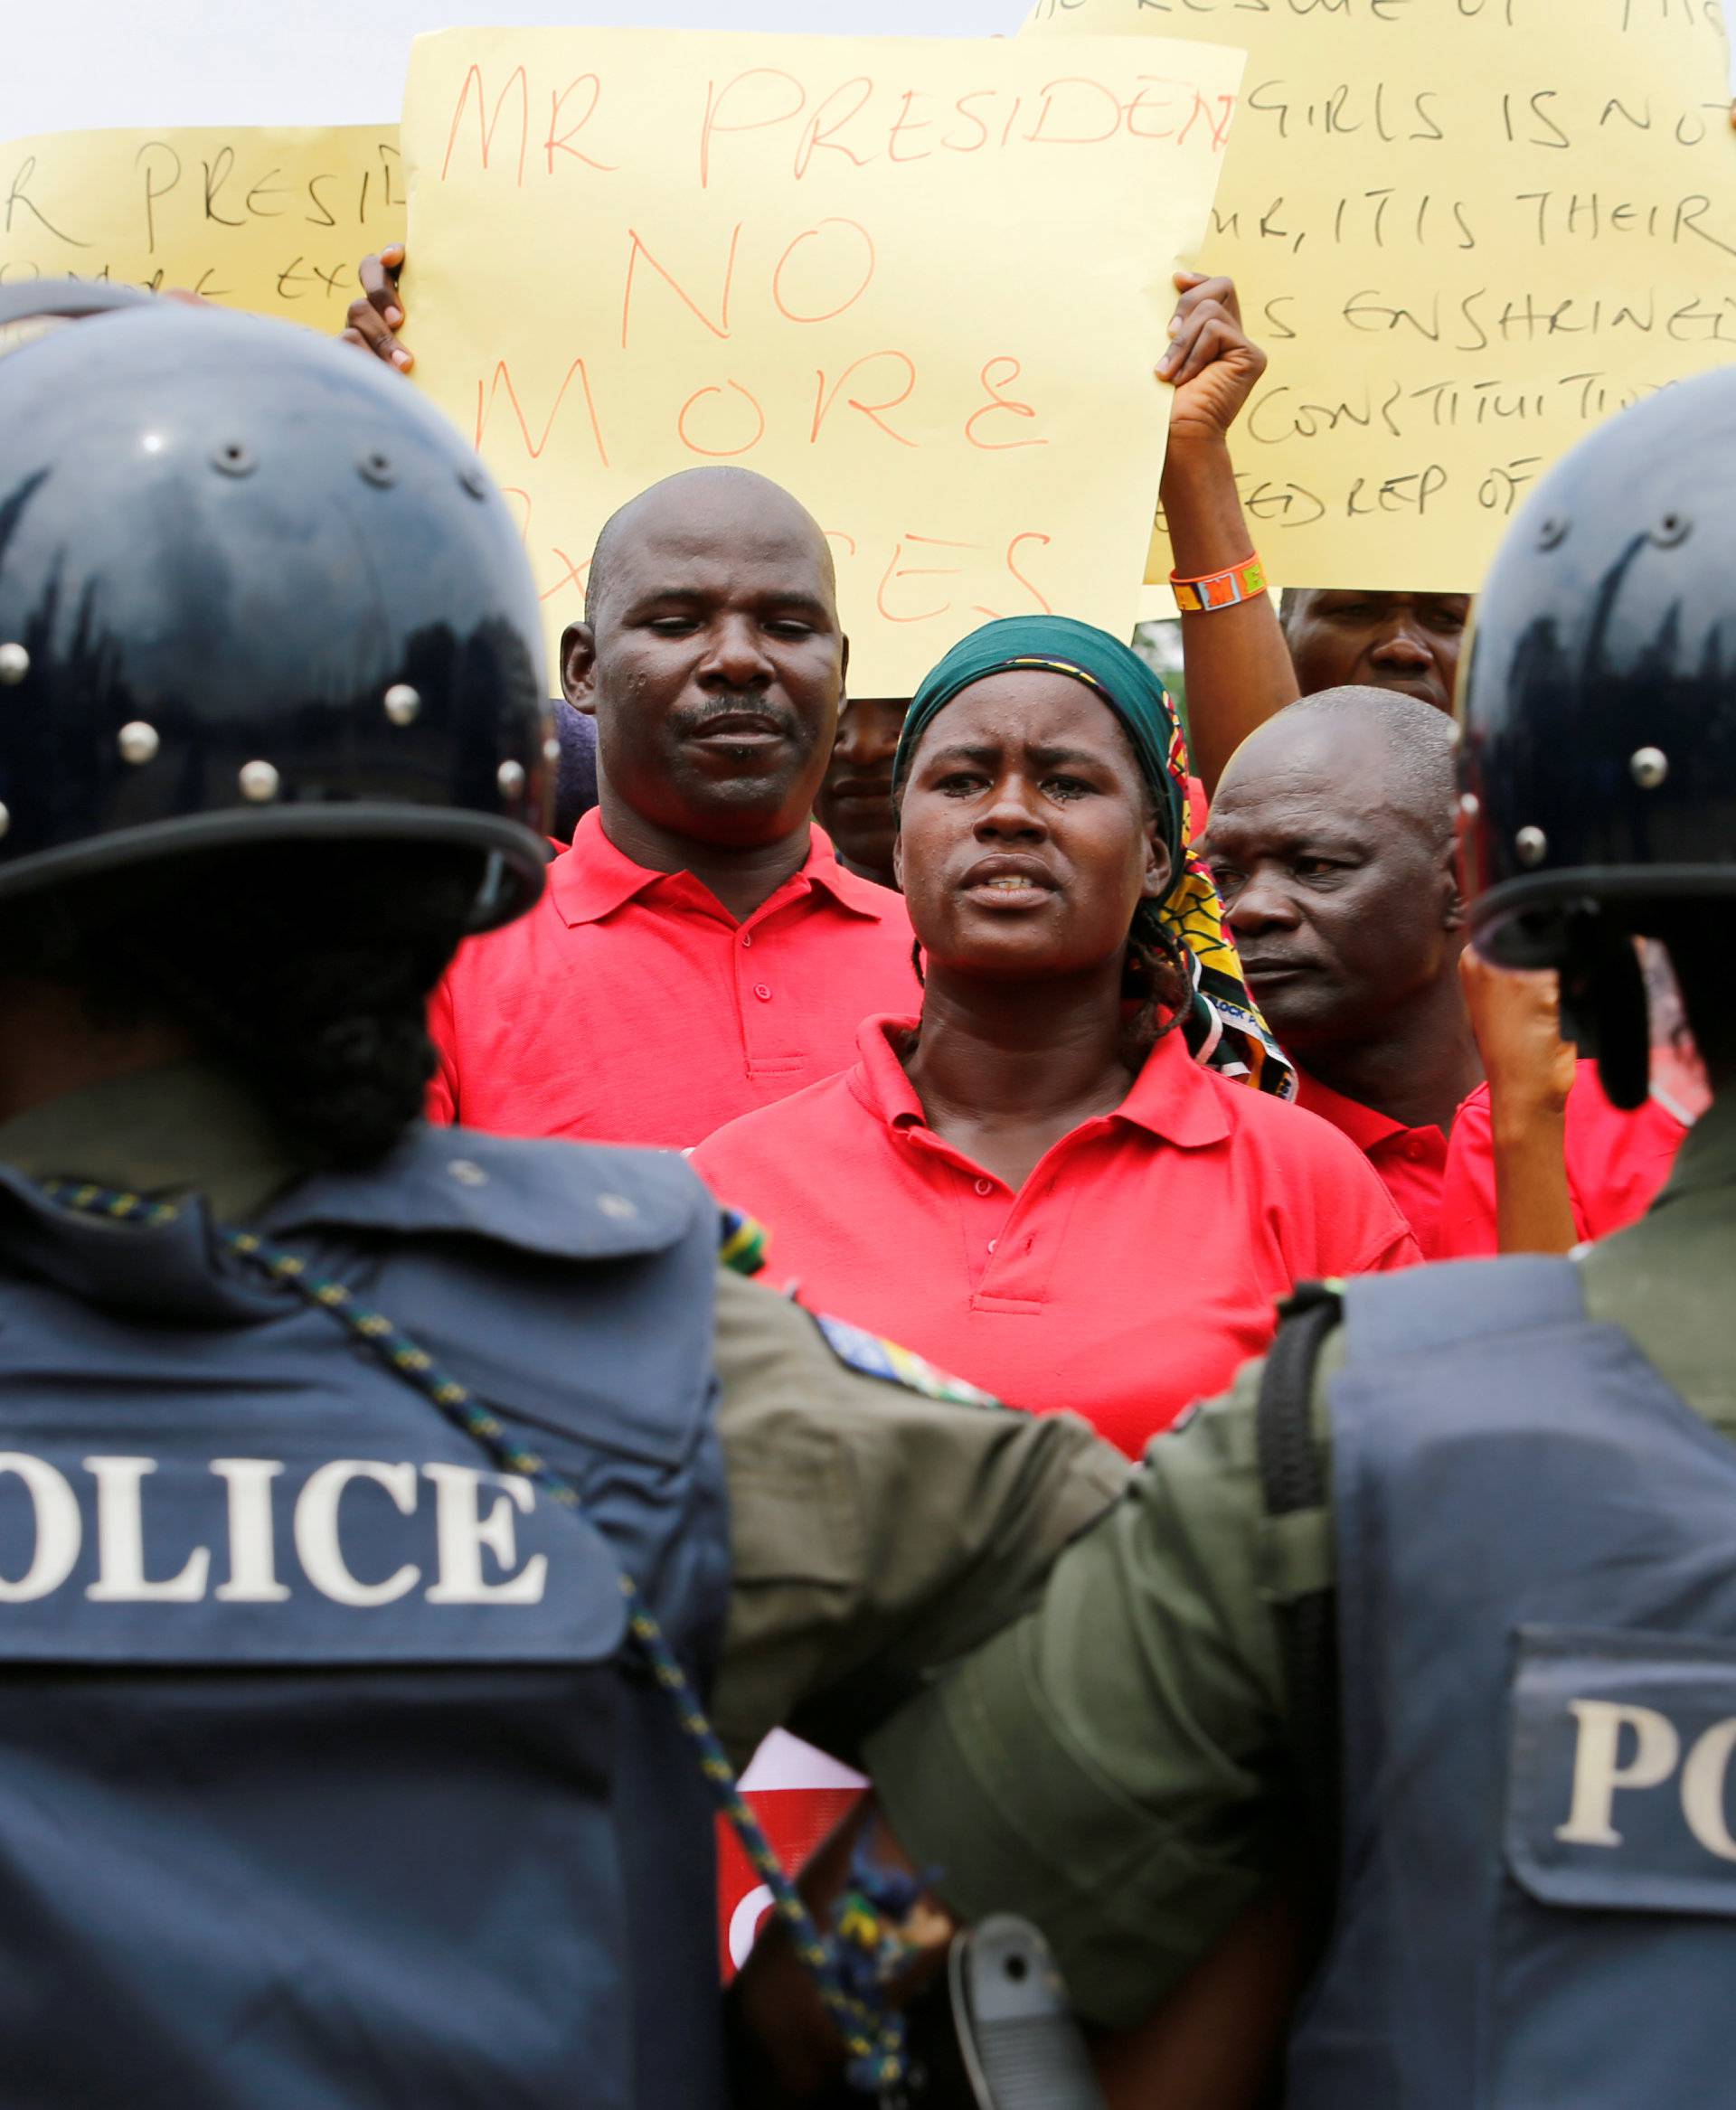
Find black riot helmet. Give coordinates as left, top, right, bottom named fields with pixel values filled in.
left=0, top=281, right=550, bottom=932
left=1457, top=369, right=1736, bottom=1107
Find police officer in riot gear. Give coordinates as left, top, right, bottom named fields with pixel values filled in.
left=0, top=284, right=1127, bottom=2108
left=855, top=366, right=1736, bottom=2106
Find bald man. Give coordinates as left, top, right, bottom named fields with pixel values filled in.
left=1201, top=688, right=1481, bottom=1254
left=427, top=466, right=916, bottom=1147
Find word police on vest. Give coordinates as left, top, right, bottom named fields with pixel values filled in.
left=1556, top=1699, right=1736, bottom=1860
left=1510, top=1634, right=1736, bottom=1913
left=0, top=1445, right=600, bottom=1662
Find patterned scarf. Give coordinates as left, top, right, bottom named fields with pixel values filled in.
left=894, top=614, right=1295, bottom=1098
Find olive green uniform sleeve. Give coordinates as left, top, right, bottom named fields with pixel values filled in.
left=710, top=1267, right=1133, bottom=1772
left=847, top=1106, right=1736, bottom=2032
left=862, top=1342, right=1341, bottom=2031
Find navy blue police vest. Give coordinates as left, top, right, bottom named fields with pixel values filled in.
left=0, top=1125, right=731, bottom=2110
left=1288, top=1258, right=1736, bottom=2108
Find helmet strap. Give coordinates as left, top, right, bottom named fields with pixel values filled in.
left=1560, top=903, right=1649, bottom=1112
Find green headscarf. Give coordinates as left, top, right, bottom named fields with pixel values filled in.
left=893, top=615, right=1295, bottom=1098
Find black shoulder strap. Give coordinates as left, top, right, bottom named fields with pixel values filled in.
left=1255, top=1283, right=1343, bottom=1891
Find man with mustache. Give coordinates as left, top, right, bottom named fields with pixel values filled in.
left=428, top=465, right=917, bottom=1147
left=1201, top=686, right=1480, bottom=1255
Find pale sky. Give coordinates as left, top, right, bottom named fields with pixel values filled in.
left=5, top=1, right=1024, bottom=137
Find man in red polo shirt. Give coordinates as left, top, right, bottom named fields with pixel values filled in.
left=428, top=466, right=916, bottom=1147
left=1202, top=689, right=1691, bottom=1257
left=1201, top=688, right=1479, bottom=1256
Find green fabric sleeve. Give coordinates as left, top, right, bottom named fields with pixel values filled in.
left=863, top=1345, right=1339, bottom=2029
left=711, top=1268, right=1132, bottom=1771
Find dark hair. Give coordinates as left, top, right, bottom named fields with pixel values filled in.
left=0, top=843, right=486, bottom=1167
left=1125, top=918, right=1194, bottom=1063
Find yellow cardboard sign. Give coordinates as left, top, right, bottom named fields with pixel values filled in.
left=0, top=127, right=402, bottom=323
left=1026, top=0, right=1736, bottom=589
left=401, top=25, right=1245, bottom=693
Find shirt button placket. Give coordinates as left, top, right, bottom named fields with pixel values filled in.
left=967, top=1173, right=1012, bottom=1291
left=738, top=920, right=777, bottom=1077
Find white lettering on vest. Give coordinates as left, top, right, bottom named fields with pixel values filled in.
left=211, top=1459, right=290, bottom=1603
left=0, top=1452, right=566, bottom=1613
left=422, top=1465, right=547, bottom=1605
left=1556, top=1700, right=1681, bottom=1847
left=294, top=1459, right=420, bottom=1606
left=1679, top=1718, right=1736, bottom=1862
left=0, top=1452, right=81, bottom=1601
left=84, top=1456, right=211, bottom=1603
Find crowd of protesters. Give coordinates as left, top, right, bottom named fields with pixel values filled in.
left=344, top=252, right=1698, bottom=1465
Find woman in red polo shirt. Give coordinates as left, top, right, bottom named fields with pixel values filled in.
left=693, top=616, right=1420, bottom=1457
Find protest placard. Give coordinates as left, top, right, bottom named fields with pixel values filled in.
left=0, top=127, right=402, bottom=321
left=1026, top=0, right=1736, bottom=589
left=401, top=25, right=1245, bottom=693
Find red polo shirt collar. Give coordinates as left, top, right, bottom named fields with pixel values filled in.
left=850, top=1014, right=1233, bottom=1154
left=1296, top=1067, right=1449, bottom=1258
left=1295, top=1069, right=1420, bottom=1154
left=548, top=809, right=885, bottom=928
left=693, top=1012, right=1419, bottom=1460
